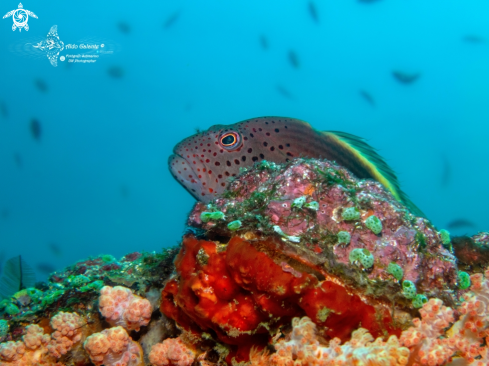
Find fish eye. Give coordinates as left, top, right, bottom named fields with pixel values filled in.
left=219, top=131, right=242, bottom=151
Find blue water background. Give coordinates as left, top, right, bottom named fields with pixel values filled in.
left=0, top=0, right=488, bottom=280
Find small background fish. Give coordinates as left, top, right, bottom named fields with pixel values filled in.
left=0, top=0, right=487, bottom=279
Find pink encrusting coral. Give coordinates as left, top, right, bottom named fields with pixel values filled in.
left=47, top=311, right=85, bottom=358
left=396, top=268, right=489, bottom=366
left=98, top=285, right=152, bottom=331
left=400, top=299, right=455, bottom=365
left=0, top=312, right=85, bottom=366
left=249, top=316, right=410, bottom=366
left=83, top=326, right=143, bottom=366
left=149, top=337, right=196, bottom=366
left=187, top=158, right=459, bottom=305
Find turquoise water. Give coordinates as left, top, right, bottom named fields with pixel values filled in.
left=0, top=0, right=488, bottom=280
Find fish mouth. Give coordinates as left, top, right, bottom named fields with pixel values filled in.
left=168, top=153, right=204, bottom=201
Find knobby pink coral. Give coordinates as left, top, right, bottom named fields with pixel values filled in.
left=399, top=268, right=489, bottom=366
left=0, top=312, right=85, bottom=366
left=83, top=326, right=143, bottom=366
left=249, top=316, right=410, bottom=366
left=149, top=337, right=196, bottom=366
left=47, top=311, right=85, bottom=358
left=98, top=285, right=152, bottom=331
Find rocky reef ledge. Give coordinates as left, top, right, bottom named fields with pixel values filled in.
left=1, top=158, right=489, bottom=366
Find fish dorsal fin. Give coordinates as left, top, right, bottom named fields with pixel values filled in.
left=322, top=130, right=425, bottom=217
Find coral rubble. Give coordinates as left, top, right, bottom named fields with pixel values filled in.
left=2, top=158, right=489, bottom=365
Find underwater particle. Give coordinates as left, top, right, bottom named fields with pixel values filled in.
left=402, top=280, right=417, bottom=299
left=200, top=211, right=225, bottom=222
left=412, top=294, right=428, bottom=309
left=0, top=319, right=8, bottom=337
left=342, top=207, right=360, bottom=221
left=337, top=231, right=351, bottom=245
left=365, top=215, right=382, bottom=234
left=349, top=248, right=374, bottom=268
left=30, top=118, right=41, bottom=141
left=387, top=262, right=403, bottom=281
left=273, top=225, right=300, bottom=243
left=304, top=201, right=319, bottom=211
left=439, top=229, right=451, bottom=246
left=291, top=196, right=306, bottom=209
left=458, top=271, right=471, bottom=290
left=392, top=70, right=420, bottom=85
left=227, top=220, right=242, bottom=231
left=107, top=66, right=124, bottom=79
left=5, top=303, right=19, bottom=315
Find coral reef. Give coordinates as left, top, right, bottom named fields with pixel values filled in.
left=3, top=157, right=489, bottom=365
left=149, top=337, right=196, bottom=366
left=250, top=316, right=410, bottom=366
left=99, top=286, right=152, bottom=331
left=83, top=326, right=143, bottom=366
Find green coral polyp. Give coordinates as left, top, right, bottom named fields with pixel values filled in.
left=71, top=275, right=90, bottom=287
left=227, top=220, right=242, bottom=231
left=342, top=207, right=360, bottom=221
left=412, top=294, right=428, bottom=308
left=439, top=229, right=451, bottom=246
left=387, top=262, right=403, bottom=281
left=349, top=248, right=374, bottom=268
left=201, top=211, right=226, bottom=222
left=402, top=280, right=417, bottom=299
left=337, top=231, right=351, bottom=245
left=5, top=303, right=19, bottom=315
left=79, top=280, right=104, bottom=293
left=304, top=201, right=319, bottom=211
left=365, top=215, right=382, bottom=234
left=0, top=319, right=8, bottom=338
left=458, top=271, right=471, bottom=290
left=291, top=196, right=306, bottom=209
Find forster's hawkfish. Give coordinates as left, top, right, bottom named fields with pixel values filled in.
left=169, top=116, right=424, bottom=216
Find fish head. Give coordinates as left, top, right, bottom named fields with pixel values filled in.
left=169, top=117, right=302, bottom=202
